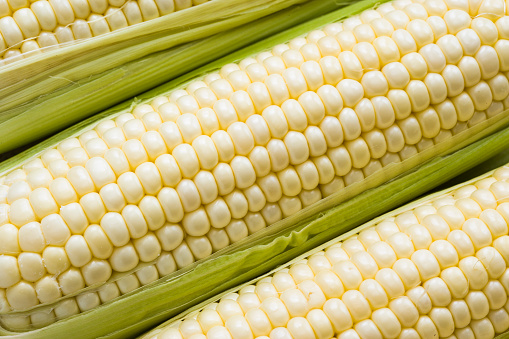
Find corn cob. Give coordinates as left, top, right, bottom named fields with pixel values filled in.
left=2, top=0, right=509, bottom=334
left=144, top=164, right=509, bottom=339
left=0, top=0, right=210, bottom=63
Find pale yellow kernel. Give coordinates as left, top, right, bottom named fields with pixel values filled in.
left=338, top=51, right=363, bottom=80
left=398, top=116, right=422, bottom=145
left=137, top=0, right=160, bottom=20
left=192, top=172, right=218, bottom=207
left=353, top=41, right=379, bottom=70
left=335, top=28, right=355, bottom=50
left=181, top=206, right=210, bottom=237
left=33, top=275, right=61, bottom=306
left=356, top=9, right=378, bottom=24
left=141, top=112, right=164, bottom=134
left=27, top=311, right=57, bottom=329
left=118, top=0, right=142, bottom=24
left=415, top=108, right=440, bottom=139
left=371, top=308, right=402, bottom=338
left=437, top=35, right=464, bottom=65
left=116, top=274, right=140, bottom=295
left=55, top=25, right=74, bottom=44
left=338, top=290, right=371, bottom=326
left=109, top=243, right=139, bottom=272
left=239, top=184, right=264, bottom=213
left=466, top=290, right=490, bottom=320
left=427, top=16, right=447, bottom=40
left=46, top=157, right=69, bottom=178
left=298, top=42, right=321, bottom=62
left=471, top=319, right=495, bottom=338
left=444, top=9, right=471, bottom=35
left=123, top=118, right=147, bottom=139
left=6, top=281, right=38, bottom=311
left=410, top=248, right=440, bottom=281
left=132, top=232, right=160, bottom=262
left=457, top=29, right=482, bottom=57
left=56, top=267, right=85, bottom=296
left=81, top=259, right=112, bottom=286
left=423, top=277, right=452, bottom=307
left=41, top=148, right=62, bottom=166
left=383, top=63, right=410, bottom=92
left=377, top=217, right=400, bottom=236
left=477, top=246, right=506, bottom=280
left=353, top=23, right=376, bottom=44
left=51, top=300, right=78, bottom=323
left=152, top=253, right=175, bottom=278
left=488, top=308, right=509, bottom=334
left=30, top=2, right=57, bottom=32
left=136, top=265, right=159, bottom=285
left=483, top=279, right=507, bottom=310
left=6, top=181, right=30, bottom=206
left=153, top=222, right=184, bottom=253
left=120, top=205, right=147, bottom=240
left=27, top=167, right=53, bottom=190
left=302, top=127, right=325, bottom=158
left=264, top=74, right=290, bottom=106
left=66, top=166, right=95, bottom=198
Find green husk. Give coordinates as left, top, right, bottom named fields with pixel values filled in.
left=2, top=0, right=509, bottom=336
left=0, top=0, right=348, bottom=154
left=141, top=127, right=509, bottom=339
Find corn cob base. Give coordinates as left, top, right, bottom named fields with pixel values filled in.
left=143, top=165, right=509, bottom=339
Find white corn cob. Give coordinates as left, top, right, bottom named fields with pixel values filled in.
left=148, top=165, right=509, bottom=339
left=2, top=0, right=509, bottom=329
left=0, top=0, right=210, bottom=63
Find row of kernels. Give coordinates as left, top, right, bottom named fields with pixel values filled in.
left=367, top=0, right=506, bottom=44
left=153, top=312, right=501, bottom=339
left=314, top=14, right=507, bottom=79
left=217, top=59, right=504, bottom=144
left=82, top=83, right=504, bottom=207
left=1, top=201, right=167, bottom=267
left=193, top=34, right=472, bottom=122
left=0, top=250, right=179, bottom=329
left=159, top=262, right=507, bottom=338
left=0, top=0, right=132, bottom=19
